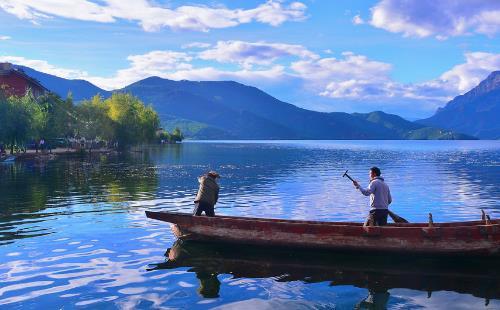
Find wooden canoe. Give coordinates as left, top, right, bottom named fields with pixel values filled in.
left=145, top=211, right=500, bottom=256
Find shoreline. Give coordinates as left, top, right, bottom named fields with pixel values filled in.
left=2, top=148, right=117, bottom=162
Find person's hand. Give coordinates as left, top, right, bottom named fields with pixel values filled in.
left=352, top=180, right=359, bottom=188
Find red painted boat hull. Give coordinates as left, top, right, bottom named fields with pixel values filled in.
left=145, top=211, right=500, bottom=256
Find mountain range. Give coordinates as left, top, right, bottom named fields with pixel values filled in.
left=120, top=77, right=473, bottom=140
left=418, top=71, right=500, bottom=139
left=17, top=65, right=110, bottom=101
left=12, top=64, right=497, bottom=140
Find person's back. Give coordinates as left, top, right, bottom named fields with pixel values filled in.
left=193, top=171, right=220, bottom=216
left=353, top=167, right=392, bottom=226
left=365, top=177, right=391, bottom=210
left=195, top=175, right=220, bottom=206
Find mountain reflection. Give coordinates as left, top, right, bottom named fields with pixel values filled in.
left=150, top=241, right=499, bottom=305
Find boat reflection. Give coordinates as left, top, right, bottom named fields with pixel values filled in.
left=150, top=240, right=499, bottom=305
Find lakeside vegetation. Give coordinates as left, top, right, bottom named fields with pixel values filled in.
left=0, top=91, right=183, bottom=154
left=157, top=127, right=184, bottom=144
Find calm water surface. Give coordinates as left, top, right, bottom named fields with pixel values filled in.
left=0, top=140, right=499, bottom=309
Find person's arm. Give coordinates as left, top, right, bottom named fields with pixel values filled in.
left=388, top=188, right=392, bottom=205
left=355, top=181, right=374, bottom=196
left=194, top=177, right=205, bottom=203
left=214, top=187, right=219, bottom=204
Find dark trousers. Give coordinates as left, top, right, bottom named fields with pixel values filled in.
left=368, top=209, right=389, bottom=226
left=193, top=201, right=215, bottom=217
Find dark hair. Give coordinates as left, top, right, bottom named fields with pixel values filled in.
left=370, top=167, right=381, bottom=176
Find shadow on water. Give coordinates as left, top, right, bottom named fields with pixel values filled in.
left=149, top=240, right=500, bottom=307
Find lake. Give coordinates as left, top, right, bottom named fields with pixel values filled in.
left=0, top=140, right=499, bottom=309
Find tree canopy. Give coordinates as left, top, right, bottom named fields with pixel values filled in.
left=0, top=91, right=45, bottom=153
left=0, top=91, right=178, bottom=153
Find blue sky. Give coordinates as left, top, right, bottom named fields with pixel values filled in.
left=0, top=0, right=499, bottom=118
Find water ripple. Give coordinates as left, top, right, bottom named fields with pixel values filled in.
left=0, top=141, right=498, bottom=308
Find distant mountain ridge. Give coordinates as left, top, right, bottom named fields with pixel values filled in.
left=353, top=111, right=475, bottom=140
left=419, top=71, right=500, bottom=139
left=12, top=65, right=477, bottom=140
left=14, top=65, right=110, bottom=101
left=120, top=77, right=399, bottom=139
left=121, top=77, right=476, bottom=140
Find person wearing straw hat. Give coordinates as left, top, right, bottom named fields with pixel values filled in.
left=193, top=171, right=220, bottom=217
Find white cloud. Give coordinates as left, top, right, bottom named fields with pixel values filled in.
left=198, top=40, right=319, bottom=67
left=181, top=42, right=211, bottom=49
left=291, top=52, right=392, bottom=86
left=88, top=50, right=194, bottom=89
left=436, top=52, right=500, bottom=92
left=407, top=52, right=500, bottom=103
left=237, top=1, right=307, bottom=27
left=0, top=0, right=308, bottom=32
left=2, top=47, right=498, bottom=117
left=370, top=0, right=500, bottom=39
left=352, top=15, right=364, bottom=25
left=86, top=49, right=287, bottom=90
left=292, top=50, right=500, bottom=103
left=321, top=80, right=400, bottom=99
left=290, top=52, right=423, bottom=101
left=165, top=65, right=287, bottom=83
left=0, top=36, right=11, bottom=40
left=0, top=55, right=88, bottom=79
left=0, top=0, right=112, bottom=22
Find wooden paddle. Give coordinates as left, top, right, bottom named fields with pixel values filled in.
left=343, top=170, right=409, bottom=224
left=388, top=210, right=409, bottom=223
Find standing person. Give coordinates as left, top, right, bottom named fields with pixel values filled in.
left=352, top=167, right=392, bottom=226
left=193, top=171, right=220, bottom=217
left=40, top=138, right=45, bottom=152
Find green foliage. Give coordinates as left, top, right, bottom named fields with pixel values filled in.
left=0, top=92, right=162, bottom=152
left=161, top=116, right=215, bottom=138
left=157, top=130, right=170, bottom=142
left=38, top=93, right=76, bottom=141
left=95, top=93, right=160, bottom=147
left=75, top=95, right=114, bottom=143
left=404, top=127, right=477, bottom=140
left=157, top=127, right=184, bottom=143
left=352, top=111, right=476, bottom=140
left=0, top=91, right=45, bottom=153
left=157, top=128, right=184, bottom=143
left=171, top=127, right=184, bottom=142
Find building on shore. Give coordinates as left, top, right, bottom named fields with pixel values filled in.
left=0, top=62, right=48, bottom=97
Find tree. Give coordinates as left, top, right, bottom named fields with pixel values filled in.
left=157, top=130, right=170, bottom=143
left=38, top=93, right=76, bottom=145
left=0, top=91, right=45, bottom=153
left=104, top=93, right=160, bottom=148
left=0, top=91, right=161, bottom=153
left=156, top=127, right=184, bottom=144
left=75, top=95, right=113, bottom=148
left=170, top=127, right=184, bottom=143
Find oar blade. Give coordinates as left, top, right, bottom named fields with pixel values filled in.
left=388, top=210, right=409, bottom=223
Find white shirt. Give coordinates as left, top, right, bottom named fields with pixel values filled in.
left=357, top=177, right=392, bottom=210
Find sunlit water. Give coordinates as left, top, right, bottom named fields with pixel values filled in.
left=0, top=140, right=499, bottom=309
